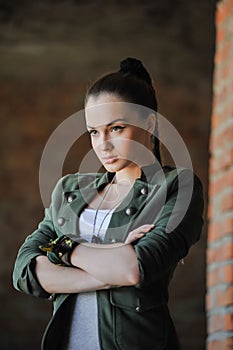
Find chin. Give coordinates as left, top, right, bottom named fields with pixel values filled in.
left=103, top=163, right=120, bottom=173
left=102, top=160, right=132, bottom=173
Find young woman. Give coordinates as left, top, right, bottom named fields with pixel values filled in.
left=13, top=57, right=204, bottom=350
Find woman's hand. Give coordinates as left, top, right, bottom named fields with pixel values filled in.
left=125, top=224, right=155, bottom=244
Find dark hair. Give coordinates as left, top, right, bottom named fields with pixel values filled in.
left=85, top=57, right=162, bottom=165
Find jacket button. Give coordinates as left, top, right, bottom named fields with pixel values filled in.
left=57, top=217, right=65, bottom=226
left=125, top=207, right=137, bottom=216
left=48, top=294, right=56, bottom=302
left=140, top=187, right=148, bottom=195
left=67, top=194, right=76, bottom=203
left=135, top=306, right=141, bottom=312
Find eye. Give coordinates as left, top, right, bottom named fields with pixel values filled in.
left=88, top=129, right=98, bottom=136
left=111, top=125, right=126, bottom=133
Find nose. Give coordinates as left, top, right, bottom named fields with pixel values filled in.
left=100, top=139, right=113, bottom=152
left=98, top=132, right=113, bottom=152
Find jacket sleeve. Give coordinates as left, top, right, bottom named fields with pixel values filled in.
left=12, top=177, right=65, bottom=298
left=134, top=168, right=204, bottom=288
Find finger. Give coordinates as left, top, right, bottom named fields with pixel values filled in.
left=128, top=224, right=155, bottom=237
left=134, top=232, right=146, bottom=237
left=137, top=224, right=155, bottom=233
left=125, top=232, right=145, bottom=244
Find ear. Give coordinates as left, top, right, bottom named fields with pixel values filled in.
left=146, top=113, right=156, bottom=133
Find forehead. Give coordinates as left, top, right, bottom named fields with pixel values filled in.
left=85, top=93, right=142, bottom=127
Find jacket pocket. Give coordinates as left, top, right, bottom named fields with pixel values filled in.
left=110, top=288, right=167, bottom=350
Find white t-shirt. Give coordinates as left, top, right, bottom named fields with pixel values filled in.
left=67, top=208, right=113, bottom=350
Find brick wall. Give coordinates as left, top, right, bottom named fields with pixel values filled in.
left=207, top=1, right=233, bottom=349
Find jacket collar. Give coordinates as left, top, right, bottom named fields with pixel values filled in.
left=66, top=162, right=163, bottom=213
left=96, top=162, right=162, bottom=189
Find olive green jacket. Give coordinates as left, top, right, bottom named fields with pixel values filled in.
left=13, top=164, right=204, bottom=350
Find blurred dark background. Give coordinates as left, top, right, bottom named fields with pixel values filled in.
left=0, top=1, right=216, bottom=349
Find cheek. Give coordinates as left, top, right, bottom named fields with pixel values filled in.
left=119, top=131, right=148, bottom=156
left=116, top=139, right=135, bottom=155
left=123, top=129, right=143, bottom=147
left=90, top=138, right=99, bottom=154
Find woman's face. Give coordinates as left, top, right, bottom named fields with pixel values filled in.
left=85, top=93, right=155, bottom=173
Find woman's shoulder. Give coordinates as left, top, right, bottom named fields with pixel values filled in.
left=53, top=172, right=105, bottom=193
left=162, top=164, right=202, bottom=179
left=159, top=165, right=203, bottom=190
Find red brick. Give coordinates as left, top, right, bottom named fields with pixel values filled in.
left=207, top=337, right=233, bottom=350
left=211, top=113, right=221, bottom=129
left=208, top=218, right=233, bottom=243
left=222, top=42, right=231, bottom=61
left=207, top=242, right=233, bottom=264
left=207, top=265, right=233, bottom=288
left=209, top=131, right=223, bottom=151
left=214, top=49, right=221, bottom=65
left=207, top=314, right=220, bottom=333
left=216, top=285, right=233, bottom=307
left=209, top=124, right=233, bottom=154
left=223, top=64, right=231, bottom=79
left=207, top=269, right=218, bottom=288
left=206, top=291, right=214, bottom=311
left=216, top=0, right=233, bottom=26
left=208, top=221, right=222, bottom=242
left=231, top=81, right=233, bottom=95
left=209, top=137, right=215, bottom=157
left=224, top=313, right=233, bottom=331
left=222, top=216, right=233, bottom=235
left=208, top=178, right=218, bottom=197
left=220, top=242, right=233, bottom=260
left=216, top=27, right=224, bottom=43
left=207, top=248, right=215, bottom=264
left=221, top=265, right=233, bottom=284
left=220, top=148, right=233, bottom=170
left=207, top=200, right=214, bottom=220
left=209, top=147, right=233, bottom=172
left=223, top=0, right=233, bottom=21
left=220, top=86, right=228, bottom=105
left=216, top=5, right=224, bottom=26
left=210, top=157, right=219, bottom=173
left=225, top=124, right=233, bottom=143
left=225, top=100, right=233, bottom=120
left=220, top=192, right=233, bottom=211
left=208, top=0, right=233, bottom=345
left=209, top=170, right=233, bottom=196
left=208, top=157, right=214, bottom=174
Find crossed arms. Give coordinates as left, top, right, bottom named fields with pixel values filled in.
left=13, top=169, right=204, bottom=298
left=35, top=225, right=154, bottom=294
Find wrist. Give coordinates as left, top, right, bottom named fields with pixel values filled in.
left=39, top=235, right=87, bottom=267
left=70, top=245, right=81, bottom=267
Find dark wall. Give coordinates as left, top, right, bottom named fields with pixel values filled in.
left=0, top=1, right=215, bottom=349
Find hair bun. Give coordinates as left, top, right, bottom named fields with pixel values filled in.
left=119, top=57, right=152, bottom=85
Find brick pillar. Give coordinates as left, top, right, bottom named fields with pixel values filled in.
left=207, top=1, right=233, bottom=349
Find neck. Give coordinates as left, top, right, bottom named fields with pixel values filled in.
left=114, top=163, right=142, bottom=186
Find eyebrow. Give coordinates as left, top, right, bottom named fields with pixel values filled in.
left=87, top=117, right=127, bottom=129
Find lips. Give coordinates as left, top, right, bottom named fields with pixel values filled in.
left=102, top=156, right=118, bottom=164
